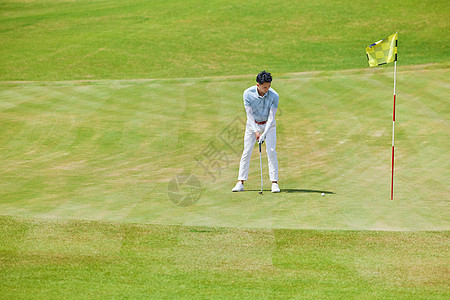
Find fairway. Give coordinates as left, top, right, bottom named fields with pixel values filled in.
left=1, top=217, right=449, bottom=299
left=1, top=0, right=449, bottom=298
left=1, top=0, right=448, bottom=80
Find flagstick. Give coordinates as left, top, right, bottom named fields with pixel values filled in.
left=391, top=61, right=397, bottom=200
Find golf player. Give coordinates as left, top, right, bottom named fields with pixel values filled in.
left=232, top=71, right=280, bottom=193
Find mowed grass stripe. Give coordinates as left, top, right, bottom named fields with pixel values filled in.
left=0, top=86, right=110, bottom=169
left=0, top=84, right=188, bottom=220
left=0, top=216, right=448, bottom=298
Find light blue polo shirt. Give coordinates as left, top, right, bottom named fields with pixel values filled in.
left=243, top=86, right=279, bottom=122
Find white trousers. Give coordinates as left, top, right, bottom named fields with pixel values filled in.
left=237, top=122, right=278, bottom=182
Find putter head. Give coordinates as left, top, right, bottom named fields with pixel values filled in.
left=258, top=191, right=263, bottom=195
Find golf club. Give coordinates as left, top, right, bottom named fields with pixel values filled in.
left=259, top=140, right=263, bottom=194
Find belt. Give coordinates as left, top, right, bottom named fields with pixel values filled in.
left=255, top=120, right=267, bottom=125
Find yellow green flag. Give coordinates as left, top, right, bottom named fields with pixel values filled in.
left=366, top=32, right=398, bottom=67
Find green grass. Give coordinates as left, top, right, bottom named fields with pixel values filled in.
left=1, top=65, right=448, bottom=230
left=1, top=0, right=449, bottom=298
left=1, top=0, right=449, bottom=80
left=1, top=216, right=449, bottom=299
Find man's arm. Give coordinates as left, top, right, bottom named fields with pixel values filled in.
left=259, top=107, right=277, bottom=143
left=245, top=105, right=260, bottom=134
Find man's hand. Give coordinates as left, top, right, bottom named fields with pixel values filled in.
left=255, top=132, right=261, bottom=142
left=259, top=133, right=266, bottom=144
left=255, top=132, right=266, bottom=144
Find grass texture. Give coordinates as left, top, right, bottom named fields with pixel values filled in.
left=0, top=64, right=448, bottom=230
left=0, top=0, right=449, bottom=298
left=1, top=216, right=449, bottom=299
left=0, top=0, right=449, bottom=80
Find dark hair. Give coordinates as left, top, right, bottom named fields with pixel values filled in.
left=256, top=71, right=272, bottom=84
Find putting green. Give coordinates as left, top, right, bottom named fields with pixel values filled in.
left=1, top=64, right=449, bottom=230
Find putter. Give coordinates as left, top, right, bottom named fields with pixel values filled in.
left=259, top=140, right=263, bottom=194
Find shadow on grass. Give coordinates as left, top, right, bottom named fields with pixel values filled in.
left=245, top=189, right=335, bottom=194
left=283, top=189, right=335, bottom=194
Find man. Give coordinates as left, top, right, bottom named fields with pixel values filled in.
left=232, top=71, right=280, bottom=193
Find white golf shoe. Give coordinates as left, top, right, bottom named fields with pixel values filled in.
left=271, top=183, right=280, bottom=193
left=232, top=182, right=244, bottom=192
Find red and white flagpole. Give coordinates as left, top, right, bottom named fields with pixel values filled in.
left=391, top=61, right=397, bottom=200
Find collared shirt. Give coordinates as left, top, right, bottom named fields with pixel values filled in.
left=243, top=86, right=279, bottom=122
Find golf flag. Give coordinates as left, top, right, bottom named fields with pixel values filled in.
left=365, top=33, right=399, bottom=199
left=365, top=32, right=398, bottom=67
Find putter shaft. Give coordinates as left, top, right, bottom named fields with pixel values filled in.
left=259, top=142, right=263, bottom=194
